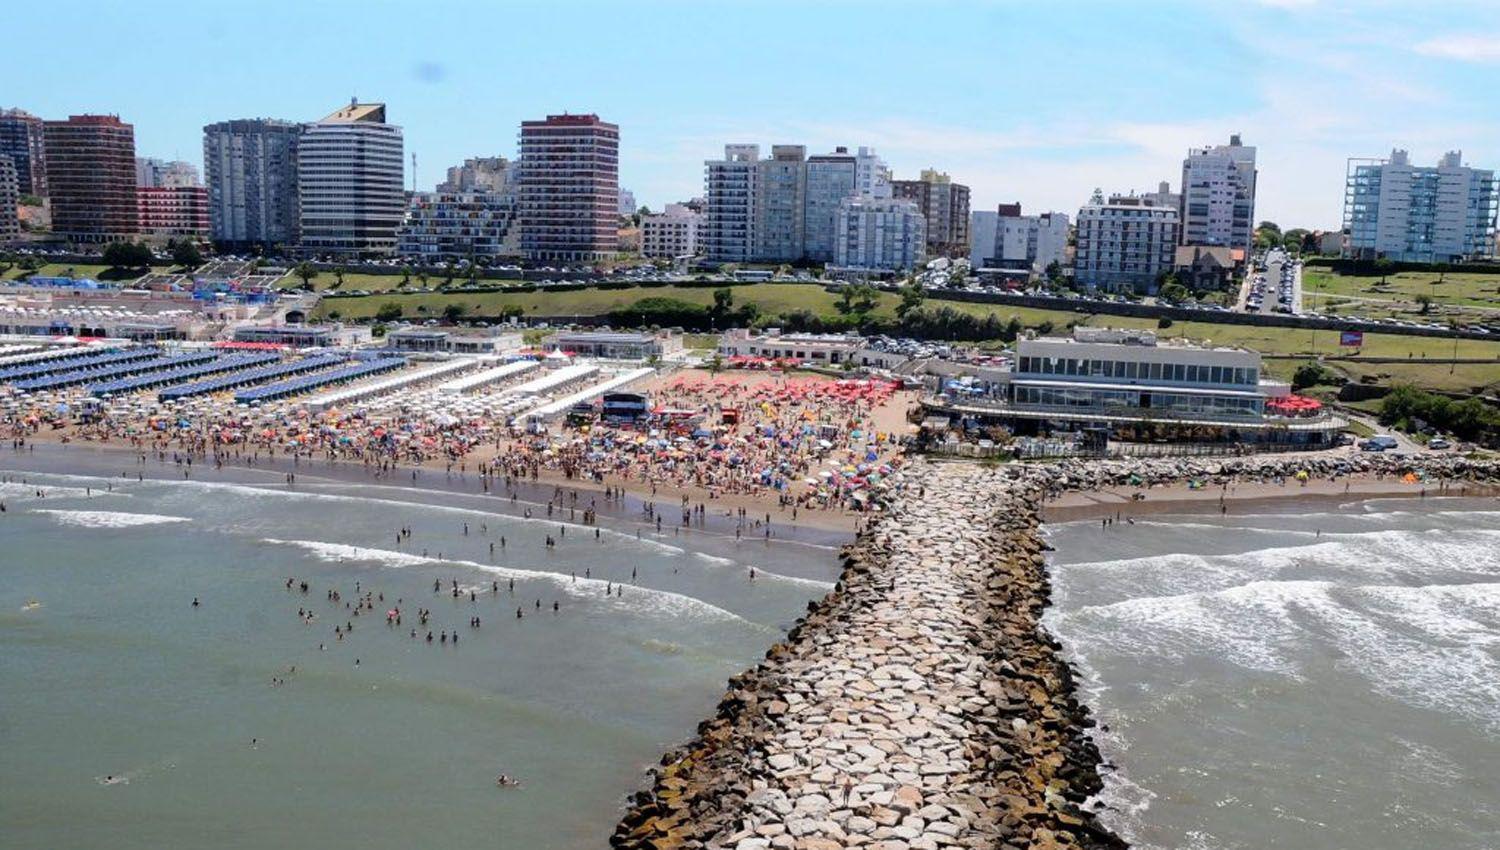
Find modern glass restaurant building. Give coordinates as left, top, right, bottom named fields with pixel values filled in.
left=926, top=328, right=1341, bottom=443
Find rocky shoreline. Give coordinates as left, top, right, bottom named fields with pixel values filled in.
left=612, top=454, right=1500, bottom=850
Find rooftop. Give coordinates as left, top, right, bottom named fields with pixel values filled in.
left=318, top=101, right=386, bottom=124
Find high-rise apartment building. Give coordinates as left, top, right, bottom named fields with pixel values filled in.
left=136, top=157, right=200, bottom=189
left=892, top=168, right=971, bottom=258
left=43, top=114, right=138, bottom=243
left=755, top=145, right=807, bottom=262
left=618, top=187, right=636, bottom=217
left=517, top=114, right=619, bottom=263
left=969, top=204, right=1069, bottom=275
left=1343, top=149, right=1499, bottom=262
left=1075, top=193, right=1179, bottom=292
left=703, top=142, right=888, bottom=265
left=703, top=144, right=759, bottom=263
left=203, top=118, right=302, bottom=249
left=640, top=203, right=702, bottom=259
left=296, top=101, right=405, bottom=258
left=803, top=148, right=859, bottom=263
left=436, top=156, right=510, bottom=193
left=834, top=197, right=925, bottom=271
left=0, top=108, right=47, bottom=198
left=1180, top=134, right=1256, bottom=254
left=0, top=155, right=20, bottom=242
left=138, top=186, right=210, bottom=237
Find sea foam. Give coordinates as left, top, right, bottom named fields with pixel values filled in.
left=33, top=509, right=190, bottom=529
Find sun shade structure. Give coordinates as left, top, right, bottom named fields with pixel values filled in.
left=234, top=357, right=407, bottom=405
left=90, top=352, right=281, bottom=396
left=158, top=354, right=347, bottom=402
left=14, top=351, right=215, bottom=391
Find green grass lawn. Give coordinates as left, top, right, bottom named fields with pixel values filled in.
left=1302, top=268, right=1500, bottom=318
left=314, top=283, right=1500, bottom=393
left=3, top=263, right=143, bottom=283
left=318, top=283, right=868, bottom=320
left=278, top=271, right=527, bottom=292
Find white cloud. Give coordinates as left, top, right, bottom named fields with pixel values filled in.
left=1414, top=34, right=1500, bottom=62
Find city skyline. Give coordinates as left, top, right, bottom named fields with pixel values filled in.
left=4, top=1, right=1500, bottom=229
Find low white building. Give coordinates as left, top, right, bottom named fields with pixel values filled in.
left=833, top=197, right=925, bottom=271
left=384, top=327, right=522, bottom=355
left=543, top=330, right=682, bottom=361
left=640, top=203, right=701, bottom=259
left=719, top=328, right=864, bottom=365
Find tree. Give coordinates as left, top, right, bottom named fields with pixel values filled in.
left=442, top=302, right=467, bottom=321
left=1291, top=362, right=1343, bottom=390
left=171, top=241, right=204, bottom=269
left=401, top=265, right=413, bottom=284
left=1282, top=229, right=1310, bottom=254
left=1415, top=293, right=1433, bottom=315
left=0, top=252, right=13, bottom=276
left=1158, top=279, right=1190, bottom=304
left=375, top=302, right=404, bottom=322
left=1044, top=261, right=1064, bottom=287
left=102, top=241, right=153, bottom=269
left=417, top=270, right=430, bottom=288
left=330, top=266, right=346, bottom=289
left=292, top=262, right=319, bottom=289
left=707, top=353, right=724, bottom=374
left=775, top=264, right=792, bottom=279
left=709, top=287, right=735, bottom=326
left=896, top=279, right=925, bottom=319
left=721, top=263, right=740, bottom=279
left=836, top=283, right=878, bottom=316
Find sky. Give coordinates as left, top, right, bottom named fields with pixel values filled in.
left=6, top=0, right=1499, bottom=230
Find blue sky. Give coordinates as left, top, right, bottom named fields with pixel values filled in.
left=6, top=0, right=1499, bottom=229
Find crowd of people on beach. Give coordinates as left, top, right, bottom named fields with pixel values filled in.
left=4, top=368, right=912, bottom=526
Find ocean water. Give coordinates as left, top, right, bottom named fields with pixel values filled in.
left=0, top=453, right=841, bottom=850
left=1045, top=498, right=1500, bottom=850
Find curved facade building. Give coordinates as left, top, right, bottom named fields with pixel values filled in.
left=296, top=101, right=404, bottom=258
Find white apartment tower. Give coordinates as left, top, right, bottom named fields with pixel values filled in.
left=296, top=101, right=405, bottom=258
left=1180, top=134, right=1256, bottom=254
left=703, top=144, right=759, bottom=263
left=1344, top=149, right=1499, bottom=262
left=834, top=197, right=925, bottom=271
left=1075, top=193, right=1180, bottom=292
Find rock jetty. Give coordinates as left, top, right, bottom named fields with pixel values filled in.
left=613, top=462, right=1125, bottom=850
left=613, top=453, right=1500, bottom=849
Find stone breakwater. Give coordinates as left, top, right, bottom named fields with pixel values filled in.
left=613, top=462, right=1125, bottom=850
left=1034, top=453, right=1500, bottom=498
